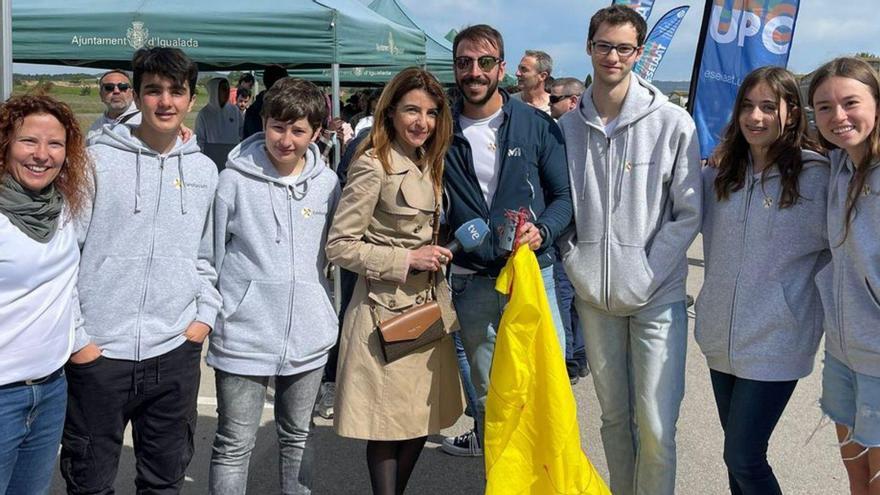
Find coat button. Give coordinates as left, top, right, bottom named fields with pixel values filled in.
left=414, top=225, right=423, bottom=233
left=416, top=295, right=425, bottom=304
left=389, top=300, right=396, bottom=308
left=429, top=217, right=435, bottom=226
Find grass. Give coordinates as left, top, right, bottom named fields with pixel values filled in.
left=12, top=81, right=210, bottom=134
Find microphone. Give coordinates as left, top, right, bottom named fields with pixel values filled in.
left=446, top=218, right=490, bottom=254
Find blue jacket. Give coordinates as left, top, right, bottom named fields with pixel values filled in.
left=443, top=91, right=572, bottom=276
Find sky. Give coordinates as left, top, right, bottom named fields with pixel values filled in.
left=14, top=0, right=880, bottom=81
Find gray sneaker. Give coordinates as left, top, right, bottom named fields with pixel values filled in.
left=315, top=382, right=335, bottom=420
left=441, top=429, right=482, bottom=457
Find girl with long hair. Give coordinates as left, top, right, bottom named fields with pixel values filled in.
left=809, top=57, right=880, bottom=495
left=696, top=66, right=830, bottom=494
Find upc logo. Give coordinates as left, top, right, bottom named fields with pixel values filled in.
left=708, top=1, right=796, bottom=55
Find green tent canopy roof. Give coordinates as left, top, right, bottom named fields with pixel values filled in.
left=12, top=0, right=427, bottom=70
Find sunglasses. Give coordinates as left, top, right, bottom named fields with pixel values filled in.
left=549, top=94, right=576, bottom=105
left=101, top=82, right=131, bottom=92
left=454, top=56, right=502, bottom=72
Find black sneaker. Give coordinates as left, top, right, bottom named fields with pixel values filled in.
left=441, top=429, right=482, bottom=457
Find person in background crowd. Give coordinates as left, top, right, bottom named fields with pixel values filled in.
left=512, top=50, right=553, bottom=114
left=60, top=47, right=221, bottom=494
left=351, top=90, right=381, bottom=137
left=88, top=69, right=141, bottom=135
left=229, top=72, right=256, bottom=106
left=196, top=77, right=243, bottom=171
left=557, top=6, right=701, bottom=494
left=549, top=77, right=586, bottom=120
left=208, top=77, right=340, bottom=495
left=0, top=94, right=91, bottom=495
left=326, top=67, right=463, bottom=495
left=236, top=87, right=252, bottom=114
left=809, top=56, right=880, bottom=495
left=440, top=25, right=572, bottom=460
left=243, top=65, right=289, bottom=139
left=698, top=66, right=830, bottom=495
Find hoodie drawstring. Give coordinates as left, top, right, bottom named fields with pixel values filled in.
left=177, top=155, right=188, bottom=215
left=612, top=127, right=630, bottom=212
left=581, top=126, right=592, bottom=202
left=268, top=182, right=283, bottom=244
left=134, top=149, right=143, bottom=213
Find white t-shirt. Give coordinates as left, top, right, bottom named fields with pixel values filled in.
left=459, top=108, right=504, bottom=207
left=0, top=213, right=78, bottom=385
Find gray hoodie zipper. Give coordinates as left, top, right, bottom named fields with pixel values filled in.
left=603, top=136, right=613, bottom=312
left=835, top=253, right=848, bottom=362
left=726, top=176, right=757, bottom=376
left=276, top=185, right=296, bottom=375
left=134, top=156, right=166, bottom=362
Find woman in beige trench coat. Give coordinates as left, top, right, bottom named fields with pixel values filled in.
left=325, top=68, right=463, bottom=495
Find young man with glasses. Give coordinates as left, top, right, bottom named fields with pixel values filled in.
left=556, top=6, right=701, bottom=494
left=440, top=24, right=572, bottom=460
left=88, top=69, right=141, bottom=135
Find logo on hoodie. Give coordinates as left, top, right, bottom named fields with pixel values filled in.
left=173, top=178, right=208, bottom=190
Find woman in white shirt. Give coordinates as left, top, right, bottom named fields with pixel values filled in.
left=0, top=94, right=92, bottom=494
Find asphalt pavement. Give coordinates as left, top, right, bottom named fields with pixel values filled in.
left=49, top=239, right=848, bottom=494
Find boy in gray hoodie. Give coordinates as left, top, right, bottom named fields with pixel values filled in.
left=61, top=47, right=220, bottom=494
left=207, top=77, right=340, bottom=494
left=557, top=6, right=701, bottom=495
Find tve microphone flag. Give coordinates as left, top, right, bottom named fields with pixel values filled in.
left=634, top=6, right=690, bottom=82
left=688, top=0, right=802, bottom=159
left=612, top=0, right=656, bottom=21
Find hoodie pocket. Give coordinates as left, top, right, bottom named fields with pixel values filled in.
left=143, top=257, right=200, bottom=333
left=608, top=243, right=655, bottom=311
left=737, top=281, right=800, bottom=359
left=694, top=274, right=732, bottom=358
left=814, top=262, right=837, bottom=336
left=864, top=277, right=880, bottom=311
left=562, top=241, right=603, bottom=307
left=79, top=256, right=144, bottom=336
left=220, top=280, right=288, bottom=356
left=288, top=282, right=339, bottom=362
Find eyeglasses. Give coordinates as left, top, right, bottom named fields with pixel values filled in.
left=590, top=41, right=639, bottom=58
left=101, top=82, right=131, bottom=92
left=549, top=94, right=576, bottom=105
left=454, top=56, right=502, bottom=72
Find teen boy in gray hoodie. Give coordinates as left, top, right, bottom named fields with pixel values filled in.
left=557, top=6, right=701, bottom=495
left=207, top=78, right=340, bottom=494
left=61, top=47, right=221, bottom=494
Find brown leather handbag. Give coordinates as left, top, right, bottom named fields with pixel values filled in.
left=371, top=206, right=446, bottom=363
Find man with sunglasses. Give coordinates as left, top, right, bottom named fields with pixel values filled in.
left=440, top=24, right=572, bottom=460
left=88, top=69, right=141, bottom=135
left=557, top=6, right=701, bottom=495
left=548, top=77, right=585, bottom=120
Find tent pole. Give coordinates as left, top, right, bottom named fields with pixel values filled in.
left=1, top=0, right=12, bottom=100
left=331, top=62, right=342, bottom=316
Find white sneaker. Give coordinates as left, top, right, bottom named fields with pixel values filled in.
left=315, top=382, right=335, bottom=420
left=440, top=429, right=482, bottom=457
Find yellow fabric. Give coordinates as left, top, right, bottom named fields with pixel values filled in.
left=485, top=245, right=611, bottom=495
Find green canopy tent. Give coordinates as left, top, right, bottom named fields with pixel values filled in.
left=11, top=0, right=428, bottom=117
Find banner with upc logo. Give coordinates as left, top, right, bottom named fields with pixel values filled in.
left=689, top=0, right=802, bottom=159
left=634, top=6, right=690, bottom=82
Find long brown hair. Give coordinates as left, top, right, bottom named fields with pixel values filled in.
left=713, top=66, right=819, bottom=208
left=355, top=67, right=452, bottom=200
left=808, top=57, right=880, bottom=241
left=0, top=94, right=92, bottom=217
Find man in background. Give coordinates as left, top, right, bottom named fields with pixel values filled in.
left=512, top=50, right=553, bottom=114
left=88, top=69, right=141, bottom=134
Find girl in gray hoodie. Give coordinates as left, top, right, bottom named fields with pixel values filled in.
left=697, top=67, right=830, bottom=495
left=207, top=78, right=340, bottom=494
left=808, top=57, right=880, bottom=494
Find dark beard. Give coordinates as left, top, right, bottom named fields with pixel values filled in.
left=457, top=76, right=499, bottom=107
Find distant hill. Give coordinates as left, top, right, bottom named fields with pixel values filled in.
left=652, top=80, right=690, bottom=95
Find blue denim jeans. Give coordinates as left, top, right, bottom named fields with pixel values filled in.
left=0, top=371, right=67, bottom=495
left=453, top=332, right=480, bottom=435
left=575, top=300, right=688, bottom=495
left=210, top=367, right=324, bottom=495
left=451, top=264, right=565, bottom=443
left=710, top=370, right=797, bottom=495
left=554, top=260, right=586, bottom=373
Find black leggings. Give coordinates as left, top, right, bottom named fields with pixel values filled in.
left=366, top=437, right=428, bottom=495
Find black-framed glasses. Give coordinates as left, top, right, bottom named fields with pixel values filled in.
left=101, top=82, right=131, bottom=92
left=454, top=56, right=502, bottom=72
left=590, top=41, right=639, bottom=58
left=549, top=94, right=576, bottom=104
